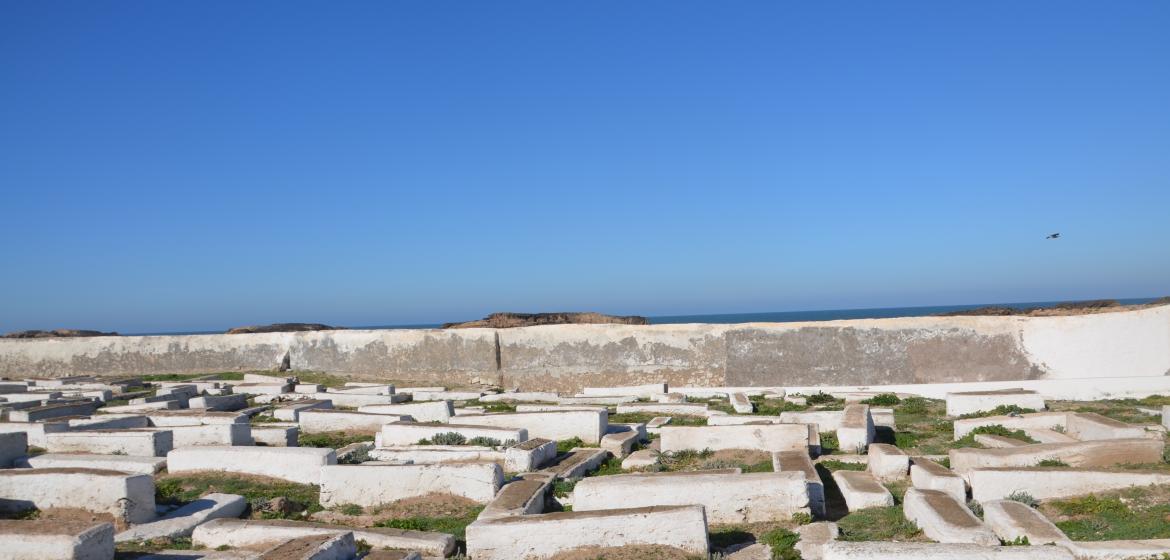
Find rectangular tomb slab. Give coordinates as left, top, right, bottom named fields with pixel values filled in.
left=615, top=402, right=709, bottom=416
left=0, top=519, right=115, bottom=560
left=319, top=462, right=504, bottom=506
left=0, top=431, right=27, bottom=467
left=465, top=505, right=709, bottom=560
left=832, top=470, right=893, bottom=512
left=298, top=409, right=407, bottom=434
left=273, top=399, right=333, bottom=422
left=837, top=404, right=875, bottom=453
left=581, top=383, right=667, bottom=399
left=572, top=470, right=809, bottom=523
left=478, top=473, right=554, bottom=520
left=822, top=541, right=1075, bottom=559
left=773, top=450, right=826, bottom=519
left=902, top=488, right=998, bottom=545
left=115, top=493, right=247, bottom=542
left=949, top=439, right=1164, bottom=475
left=945, top=389, right=1046, bottom=417
left=0, top=467, right=157, bottom=524
left=25, top=453, right=166, bottom=475
left=167, top=446, right=336, bottom=485
left=980, top=499, right=1068, bottom=545
left=357, top=401, right=454, bottom=423
left=659, top=423, right=809, bottom=453
left=909, top=457, right=966, bottom=503
left=46, top=429, right=174, bottom=457
left=453, top=410, right=607, bottom=445
left=379, top=422, right=527, bottom=447
left=192, top=518, right=455, bottom=557
left=952, top=412, right=1070, bottom=440
left=969, top=467, right=1170, bottom=502
left=9, top=401, right=99, bottom=422
left=867, top=443, right=909, bottom=482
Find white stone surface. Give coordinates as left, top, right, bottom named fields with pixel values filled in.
left=272, top=399, right=333, bottom=422
left=480, top=391, right=560, bottom=403
left=909, top=457, right=967, bottom=503
left=772, top=450, right=826, bottom=519
left=320, top=462, right=504, bottom=506
left=1065, top=412, right=1148, bottom=441
left=980, top=499, right=1068, bottom=545
left=0, top=467, right=156, bottom=523
left=616, top=402, right=708, bottom=416
left=367, top=445, right=504, bottom=466
left=837, top=404, right=875, bottom=453
left=69, top=415, right=151, bottom=431
left=621, top=449, right=659, bottom=470
left=902, top=488, right=998, bottom=545
left=465, top=504, right=709, bottom=560
left=116, top=493, right=246, bottom=542
left=24, top=453, right=166, bottom=474
left=832, top=470, right=893, bottom=511
left=582, top=383, right=667, bottom=398
left=573, top=470, right=809, bottom=523
left=505, top=438, right=557, bottom=471
left=659, top=424, right=809, bottom=453
left=46, top=429, right=173, bottom=457
left=822, top=541, right=1075, bottom=559
left=192, top=518, right=455, bottom=556
left=0, top=420, right=68, bottom=447
left=167, top=446, right=336, bottom=485
left=299, top=409, right=406, bottom=434
left=357, top=401, right=454, bottom=423
left=146, top=411, right=248, bottom=426
left=454, top=410, right=606, bottom=444
left=250, top=423, right=299, bottom=447
left=953, top=412, right=1071, bottom=440
left=321, top=392, right=408, bottom=407
left=949, top=439, right=1164, bottom=475
left=187, top=394, right=248, bottom=411
left=969, top=467, right=1170, bottom=502
left=708, top=414, right=785, bottom=426
left=867, top=443, right=909, bottom=481
left=945, top=389, right=1046, bottom=417
left=9, top=401, right=98, bottom=422
left=0, top=520, right=115, bottom=560
left=729, top=392, right=754, bottom=413
left=153, top=424, right=253, bottom=447
left=600, top=428, right=641, bottom=458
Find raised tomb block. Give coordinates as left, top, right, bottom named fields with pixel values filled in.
left=945, top=389, right=1046, bottom=417
left=948, top=439, right=1164, bottom=475
left=379, top=422, right=527, bottom=447
left=357, top=401, right=454, bottom=423
left=902, top=488, right=999, bottom=545
left=192, top=518, right=456, bottom=557
left=167, top=446, right=336, bottom=485
left=465, top=505, right=709, bottom=560
left=572, top=470, right=810, bottom=523
left=832, top=470, right=893, bottom=511
left=658, top=424, right=809, bottom=453
left=0, top=467, right=156, bottom=523
left=0, top=519, right=115, bottom=560
left=451, top=410, right=606, bottom=445
left=909, top=457, right=967, bottom=503
left=969, top=467, right=1170, bottom=502
left=299, top=409, right=407, bottom=434
left=319, top=462, right=504, bottom=506
left=45, top=429, right=173, bottom=457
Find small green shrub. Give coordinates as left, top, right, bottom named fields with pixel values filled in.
left=791, top=511, right=813, bottom=525
left=557, top=437, right=585, bottom=453
left=1002, top=536, right=1030, bottom=546
left=1005, top=491, right=1039, bottom=508
left=818, top=459, right=866, bottom=471
left=466, top=436, right=503, bottom=448
left=958, top=405, right=1038, bottom=419
left=806, top=392, right=837, bottom=405
left=759, top=527, right=801, bottom=560
left=899, top=397, right=929, bottom=415
left=862, top=393, right=901, bottom=406
left=335, top=503, right=363, bottom=516
left=374, top=506, right=485, bottom=540
left=419, top=432, right=467, bottom=446
left=953, top=425, right=1038, bottom=447
left=1037, top=459, right=1070, bottom=467
left=298, top=431, right=374, bottom=449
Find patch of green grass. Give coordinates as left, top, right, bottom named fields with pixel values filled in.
left=462, top=399, right=518, bottom=413
left=418, top=432, right=468, bottom=446
left=553, top=479, right=577, bottom=498
left=334, top=503, right=364, bottom=516
left=819, top=432, right=840, bottom=455
left=750, top=396, right=809, bottom=415
left=116, top=537, right=194, bottom=554
left=1048, top=491, right=1170, bottom=541
left=818, top=459, right=866, bottom=472
left=957, top=405, right=1038, bottom=419
left=26, top=446, right=46, bottom=457
left=289, top=371, right=349, bottom=388
left=155, top=472, right=321, bottom=518
left=759, top=527, right=801, bottom=560
left=591, top=456, right=625, bottom=477
left=1005, top=491, right=1039, bottom=508
left=298, top=431, right=374, bottom=449
left=838, top=505, right=922, bottom=541
left=557, top=437, right=586, bottom=453
left=374, top=506, right=485, bottom=540
left=953, top=425, right=1038, bottom=448
left=607, top=412, right=708, bottom=426
left=805, top=392, right=839, bottom=405
left=861, top=393, right=901, bottom=406
left=1037, top=459, right=1070, bottom=467
left=898, top=397, right=930, bottom=415
left=250, top=414, right=281, bottom=424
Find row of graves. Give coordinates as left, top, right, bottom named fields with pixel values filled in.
left=0, top=375, right=1169, bottom=559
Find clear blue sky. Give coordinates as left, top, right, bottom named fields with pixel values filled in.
left=2, top=2, right=1168, bottom=333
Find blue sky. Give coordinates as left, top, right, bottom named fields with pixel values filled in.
left=2, top=2, right=1168, bottom=333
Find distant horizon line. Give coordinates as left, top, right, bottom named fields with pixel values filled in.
left=114, top=294, right=1163, bottom=337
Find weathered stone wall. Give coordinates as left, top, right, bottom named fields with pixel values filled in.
left=1, top=305, right=1167, bottom=392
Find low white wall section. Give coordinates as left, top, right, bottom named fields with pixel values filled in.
left=299, top=410, right=407, bottom=434
left=0, top=467, right=156, bottom=523
left=969, top=468, right=1170, bottom=502
left=380, top=422, right=527, bottom=447
left=320, top=463, right=504, bottom=506
left=465, top=505, right=709, bottom=560
left=453, top=410, right=606, bottom=445
left=45, top=429, right=173, bottom=457
left=0, top=519, right=115, bottom=560
left=167, top=446, right=336, bottom=485
left=659, top=424, right=809, bottom=453
left=573, top=470, right=809, bottom=523
left=358, top=401, right=454, bottom=423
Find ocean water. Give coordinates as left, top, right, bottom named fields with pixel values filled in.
left=135, top=297, right=1160, bottom=335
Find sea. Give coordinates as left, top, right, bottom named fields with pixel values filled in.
left=134, top=297, right=1161, bottom=336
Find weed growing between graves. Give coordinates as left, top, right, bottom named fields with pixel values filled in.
left=652, top=449, right=774, bottom=473
left=861, top=393, right=901, bottom=406
left=1004, top=491, right=1039, bottom=508
left=890, top=398, right=955, bottom=455
left=805, top=392, right=839, bottom=406
left=557, top=437, right=586, bottom=453
left=155, top=472, right=322, bottom=519
left=956, top=405, right=1038, bottom=419
left=462, top=399, right=520, bottom=413
left=116, top=537, right=194, bottom=554
left=1036, top=459, right=1070, bottom=467
left=817, top=459, right=865, bottom=472
left=837, top=505, right=923, bottom=541
left=759, top=527, right=801, bottom=560
left=288, top=371, right=350, bottom=388
left=749, top=396, right=811, bottom=415
left=707, top=521, right=802, bottom=559
left=608, top=412, right=708, bottom=426
left=1042, top=485, right=1170, bottom=541
left=141, top=372, right=246, bottom=382
left=374, top=505, right=485, bottom=540
left=818, top=432, right=839, bottom=455
left=298, top=431, right=373, bottom=448
left=419, top=432, right=468, bottom=445
left=553, top=478, right=577, bottom=497
left=1048, top=397, right=1168, bottom=425
left=952, top=425, right=1039, bottom=448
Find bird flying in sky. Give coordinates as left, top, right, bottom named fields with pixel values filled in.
left=1046, top=233, right=1061, bottom=239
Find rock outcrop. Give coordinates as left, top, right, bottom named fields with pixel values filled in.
left=2, top=329, right=118, bottom=338
left=443, top=312, right=648, bottom=329
left=226, top=323, right=342, bottom=334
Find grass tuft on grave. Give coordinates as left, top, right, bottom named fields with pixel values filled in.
left=298, top=430, right=374, bottom=449
left=1042, top=485, right=1170, bottom=541
left=952, top=424, right=1039, bottom=448
left=155, top=472, right=322, bottom=519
